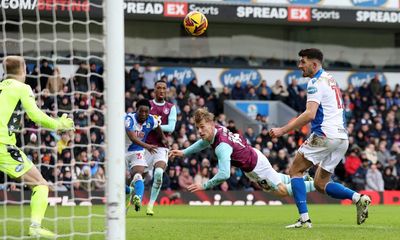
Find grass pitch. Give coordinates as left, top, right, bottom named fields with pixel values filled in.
left=1, top=204, right=400, bottom=239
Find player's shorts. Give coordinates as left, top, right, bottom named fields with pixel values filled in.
left=144, top=147, right=169, bottom=170
left=298, top=133, right=349, bottom=173
left=0, top=143, right=33, bottom=179
left=126, top=150, right=146, bottom=170
left=244, top=148, right=282, bottom=192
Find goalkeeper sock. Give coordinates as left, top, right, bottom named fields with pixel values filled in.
left=325, top=182, right=355, bottom=200
left=133, top=173, right=144, bottom=202
left=286, top=180, right=315, bottom=196
left=30, top=185, right=49, bottom=227
left=291, top=177, right=309, bottom=220
left=148, top=167, right=163, bottom=207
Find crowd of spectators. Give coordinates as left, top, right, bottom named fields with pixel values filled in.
left=1, top=60, right=400, bottom=195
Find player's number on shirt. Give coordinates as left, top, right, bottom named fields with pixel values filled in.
left=228, top=132, right=245, bottom=148
left=331, top=85, right=344, bottom=109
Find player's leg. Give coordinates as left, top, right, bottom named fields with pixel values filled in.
left=318, top=138, right=371, bottom=225
left=130, top=165, right=145, bottom=211
left=20, top=167, right=56, bottom=238
left=147, top=148, right=168, bottom=216
left=0, top=144, right=54, bottom=237
left=287, top=151, right=314, bottom=228
left=126, top=150, right=146, bottom=212
left=279, top=173, right=313, bottom=184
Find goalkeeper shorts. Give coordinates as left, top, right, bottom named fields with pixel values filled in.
left=0, top=144, right=33, bottom=179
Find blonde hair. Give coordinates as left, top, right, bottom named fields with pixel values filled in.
left=194, top=108, right=214, bottom=125
left=3, top=56, right=24, bottom=76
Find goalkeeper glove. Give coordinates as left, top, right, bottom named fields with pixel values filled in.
left=57, top=113, right=75, bottom=131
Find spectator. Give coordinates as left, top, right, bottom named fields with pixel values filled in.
left=194, top=167, right=209, bottom=186
left=231, top=81, right=245, bottom=100
left=383, top=167, right=397, bottom=190
left=245, top=87, right=258, bottom=100
left=365, top=163, right=384, bottom=191
left=142, top=64, right=157, bottom=92
left=74, top=62, right=89, bottom=92
left=287, top=78, right=302, bottom=110
left=187, top=78, right=201, bottom=96
left=178, top=167, right=193, bottom=190
left=217, top=87, right=231, bottom=113
left=93, top=166, right=106, bottom=190
left=271, top=79, right=289, bottom=101
left=344, top=147, right=362, bottom=178
left=167, top=167, right=180, bottom=190
left=39, top=59, right=53, bottom=90
left=352, top=157, right=369, bottom=191
left=46, top=67, right=63, bottom=93
left=78, top=166, right=94, bottom=192
left=90, top=63, right=104, bottom=92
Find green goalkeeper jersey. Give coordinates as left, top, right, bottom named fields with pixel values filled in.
left=0, top=79, right=60, bottom=145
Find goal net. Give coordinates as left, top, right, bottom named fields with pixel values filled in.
left=0, top=1, right=125, bottom=239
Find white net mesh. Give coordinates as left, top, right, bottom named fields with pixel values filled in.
left=0, top=1, right=106, bottom=239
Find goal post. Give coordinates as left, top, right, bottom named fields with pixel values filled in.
left=104, top=0, right=126, bottom=239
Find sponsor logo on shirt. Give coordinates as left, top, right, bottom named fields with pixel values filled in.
left=307, top=86, right=318, bottom=94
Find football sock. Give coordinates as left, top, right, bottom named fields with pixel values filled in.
left=133, top=173, right=144, bottom=202
left=125, top=185, right=131, bottom=195
left=280, top=174, right=312, bottom=184
left=286, top=180, right=315, bottom=196
left=325, top=182, right=355, bottom=200
left=30, top=185, right=49, bottom=227
left=280, top=174, right=291, bottom=184
left=148, top=167, right=163, bottom=207
left=291, top=177, right=309, bottom=218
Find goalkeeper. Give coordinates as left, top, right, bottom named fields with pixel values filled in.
left=0, top=56, right=74, bottom=238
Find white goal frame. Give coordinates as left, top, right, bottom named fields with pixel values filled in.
left=104, top=0, right=125, bottom=239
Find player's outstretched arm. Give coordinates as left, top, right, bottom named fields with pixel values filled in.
left=169, top=139, right=209, bottom=159
left=182, top=139, right=210, bottom=156
left=21, top=85, right=74, bottom=131
left=269, top=101, right=319, bottom=138
left=189, top=143, right=232, bottom=192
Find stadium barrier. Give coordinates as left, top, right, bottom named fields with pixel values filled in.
left=1, top=190, right=400, bottom=206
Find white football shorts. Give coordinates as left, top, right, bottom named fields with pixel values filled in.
left=244, top=148, right=282, bottom=192
left=299, top=133, right=349, bottom=173
left=126, top=150, right=146, bottom=169
left=144, top=147, right=169, bottom=170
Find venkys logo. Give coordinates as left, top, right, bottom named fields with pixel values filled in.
left=155, top=67, right=196, bottom=85
left=289, top=0, right=322, bottom=4
left=352, top=0, right=387, bottom=7
left=284, top=70, right=309, bottom=90
left=220, top=69, right=261, bottom=87
left=347, top=72, right=387, bottom=88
